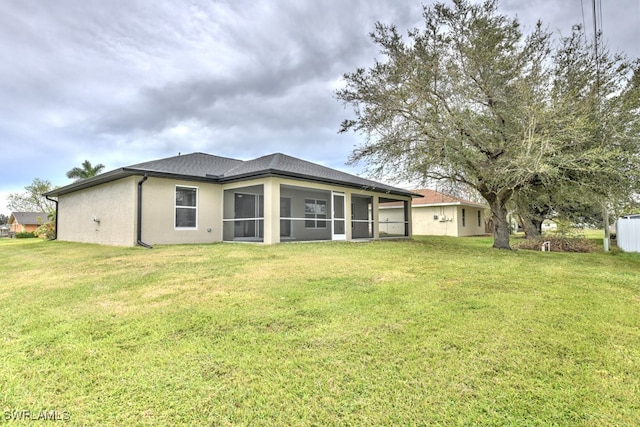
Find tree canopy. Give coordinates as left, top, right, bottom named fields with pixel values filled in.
left=66, top=160, right=105, bottom=181
left=337, top=0, right=639, bottom=249
left=6, top=178, right=56, bottom=213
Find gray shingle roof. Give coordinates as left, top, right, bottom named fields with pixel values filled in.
left=126, top=152, right=243, bottom=178
left=221, top=153, right=407, bottom=194
left=10, top=212, right=48, bottom=225
left=47, top=152, right=418, bottom=198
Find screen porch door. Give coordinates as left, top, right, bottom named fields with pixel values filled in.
left=332, top=192, right=346, bottom=241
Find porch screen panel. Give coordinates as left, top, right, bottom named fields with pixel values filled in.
left=305, top=199, right=327, bottom=229
left=352, top=196, right=374, bottom=239
left=333, top=193, right=345, bottom=235
left=233, top=193, right=263, bottom=239
left=222, top=186, right=264, bottom=242
left=280, top=197, right=292, bottom=237
left=379, top=197, right=409, bottom=237
left=279, top=185, right=332, bottom=241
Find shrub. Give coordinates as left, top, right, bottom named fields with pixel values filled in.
left=515, top=228, right=599, bottom=253
left=35, top=222, right=56, bottom=240
left=15, top=232, right=37, bottom=239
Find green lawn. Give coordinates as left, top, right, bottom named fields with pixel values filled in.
left=1, top=237, right=639, bottom=426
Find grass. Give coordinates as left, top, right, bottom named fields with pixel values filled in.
left=0, top=236, right=639, bottom=426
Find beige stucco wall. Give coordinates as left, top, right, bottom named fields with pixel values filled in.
left=57, top=176, right=138, bottom=246
left=381, top=204, right=485, bottom=237
left=413, top=205, right=460, bottom=236
left=57, top=175, right=413, bottom=246
left=456, top=206, right=485, bottom=237
left=140, top=177, right=223, bottom=245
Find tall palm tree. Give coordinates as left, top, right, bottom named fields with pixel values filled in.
left=66, top=160, right=106, bottom=181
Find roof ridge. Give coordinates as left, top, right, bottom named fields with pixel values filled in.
left=139, top=151, right=242, bottom=163
left=268, top=153, right=283, bottom=169
left=191, top=152, right=242, bottom=162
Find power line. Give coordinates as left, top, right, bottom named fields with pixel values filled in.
left=580, top=0, right=587, bottom=36
left=592, top=0, right=600, bottom=85
left=598, top=0, right=603, bottom=41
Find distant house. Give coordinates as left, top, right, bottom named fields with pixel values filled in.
left=44, top=152, right=420, bottom=246
left=379, top=188, right=488, bottom=237
left=616, top=214, right=640, bottom=253
left=541, top=220, right=558, bottom=231
left=8, top=212, right=48, bottom=234
left=0, top=224, right=9, bottom=237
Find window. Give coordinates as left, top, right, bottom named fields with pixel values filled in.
left=175, top=186, right=197, bottom=228
left=305, top=199, right=327, bottom=228
left=477, top=210, right=482, bottom=227
left=462, top=208, right=466, bottom=227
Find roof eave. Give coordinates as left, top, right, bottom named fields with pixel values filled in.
left=44, top=169, right=132, bottom=197
left=44, top=166, right=419, bottom=200
left=122, top=168, right=219, bottom=183
left=220, top=169, right=417, bottom=198
left=44, top=168, right=228, bottom=197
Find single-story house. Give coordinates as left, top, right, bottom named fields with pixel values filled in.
left=0, top=224, right=9, bottom=237
left=45, top=152, right=420, bottom=247
left=379, top=188, right=487, bottom=237
left=8, top=212, right=48, bottom=234
left=616, top=214, right=640, bottom=252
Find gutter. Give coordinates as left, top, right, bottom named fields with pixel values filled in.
left=45, top=195, right=58, bottom=240
left=137, top=174, right=152, bottom=249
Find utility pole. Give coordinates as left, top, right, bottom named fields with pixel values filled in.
left=592, top=0, right=610, bottom=251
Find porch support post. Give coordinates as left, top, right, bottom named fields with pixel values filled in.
left=404, top=199, right=412, bottom=238
left=372, top=196, right=380, bottom=240
left=263, top=179, right=280, bottom=244
left=345, top=192, right=352, bottom=241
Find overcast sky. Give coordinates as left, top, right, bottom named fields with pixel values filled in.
left=1, top=0, right=638, bottom=216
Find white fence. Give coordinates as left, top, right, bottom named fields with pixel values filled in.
left=617, top=216, right=640, bottom=253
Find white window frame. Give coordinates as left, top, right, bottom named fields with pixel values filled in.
left=305, top=198, right=327, bottom=229
left=175, top=185, right=198, bottom=229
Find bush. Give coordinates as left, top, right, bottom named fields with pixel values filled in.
left=35, top=222, right=56, bottom=240
left=15, top=232, right=37, bottom=239
left=515, top=228, right=599, bottom=253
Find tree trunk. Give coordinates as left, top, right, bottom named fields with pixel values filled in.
left=602, top=203, right=610, bottom=252
left=518, top=214, right=542, bottom=239
left=488, top=199, right=511, bottom=250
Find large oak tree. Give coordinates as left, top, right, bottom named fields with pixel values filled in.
left=337, top=0, right=639, bottom=249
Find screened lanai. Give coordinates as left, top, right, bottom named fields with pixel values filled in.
left=222, top=183, right=410, bottom=243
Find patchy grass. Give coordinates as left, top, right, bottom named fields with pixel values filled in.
left=0, top=237, right=639, bottom=426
